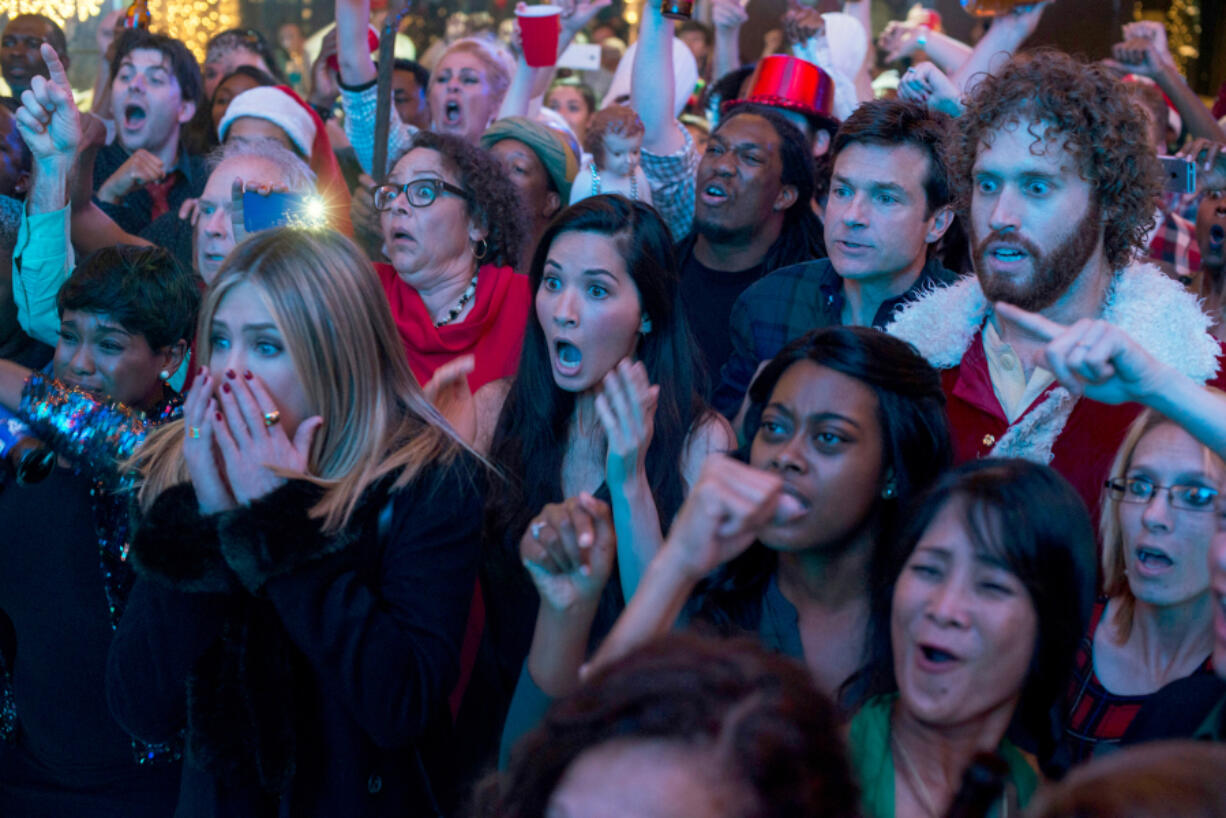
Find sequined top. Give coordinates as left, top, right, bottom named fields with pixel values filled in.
left=1, top=373, right=182, bottom=766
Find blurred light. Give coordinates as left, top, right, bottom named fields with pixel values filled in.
left=10, top=0, right=105, bottom=24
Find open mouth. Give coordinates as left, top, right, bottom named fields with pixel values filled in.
left=554, top=339, right=582, bottom=374
left=443, top=100, right=462, bottom=125
left=988, top=245, right=1028, bottom=263
left=1136, top=546, right=1174, bottom=570
left=836, top=239, right=872, bottom=251
left=700, top=182, right=729, bottom=204
left=391, top=228, right=415, bottom=243
left=123, top=103, right=147, bottom=129
left=920, top=645, right=959, bottom=664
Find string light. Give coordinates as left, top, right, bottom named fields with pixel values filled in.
left=9, top=0, right=105, bottom=24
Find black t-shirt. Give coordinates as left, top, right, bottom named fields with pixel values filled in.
left=679, top=249, right=769, bottom=390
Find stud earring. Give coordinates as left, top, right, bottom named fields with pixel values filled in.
left=640, top=314, right=653, bottom=335
left=159, top=369, right=171, bottom=381
left=881, top=482, right=897, bottom=500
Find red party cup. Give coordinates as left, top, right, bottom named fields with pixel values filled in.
left=517, top=5, right=562, bottom=68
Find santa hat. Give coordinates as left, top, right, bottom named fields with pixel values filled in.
left=219, top=86, right=353, bottom=236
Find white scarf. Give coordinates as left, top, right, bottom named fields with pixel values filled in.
left=886, top=262, right=1221, bottom=464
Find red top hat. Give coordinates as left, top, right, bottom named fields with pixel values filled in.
left=723, top=55, right=838, bottom=131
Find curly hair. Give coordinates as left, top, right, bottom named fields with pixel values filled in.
left=952, top=50, right=1161, bottom=270
left=582, top=105, right=645, bottom=166
left=402, top=130, right=527, bottom=270
left=473, top=633, right=859, bottom=818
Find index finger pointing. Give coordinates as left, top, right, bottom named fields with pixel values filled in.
left=993, top=301, right=1063, bottom=342
left=40, top=44, right=71, bottom=90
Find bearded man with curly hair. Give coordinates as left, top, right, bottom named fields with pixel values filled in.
left=888, top=49, right=1226, bottom=518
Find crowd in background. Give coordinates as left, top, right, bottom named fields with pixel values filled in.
left=2, top=0, right=1226, bottom=816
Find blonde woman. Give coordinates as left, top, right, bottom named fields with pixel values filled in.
left=1059, top=409, right=1221, bottom=765
left=106, top=228, right=484, bottom=817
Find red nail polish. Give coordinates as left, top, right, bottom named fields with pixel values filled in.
left=225, top=369, right=236, bottom=379
left=222, top=382, right=231, bottom=393
left=215, top=411, right=223, bottom=421
left=243, top=371, right=253, bottom=380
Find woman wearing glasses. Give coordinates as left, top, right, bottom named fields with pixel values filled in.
left=374, top=131, right=528, bottom=393
left=1058, top=409, right=1222, bottom=764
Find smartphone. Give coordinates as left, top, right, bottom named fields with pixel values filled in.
left=1158, top=155, right=1197, bottom=194
left=241, top=191, right=326, bottom=233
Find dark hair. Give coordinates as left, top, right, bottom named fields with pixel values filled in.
left=952, top=50, right=1161, bottom=270
left=403, top=130, right=526, bottom=270
left=695, top=326, right=951, bottom=636
left=850, top=458, right=1096, bottom=767
left=57, top=244, right=202, bottom=350
left=830, top=99, right=954, bottom=215
left=705, top=65, right=756, bottom=124
left=213, top=64, right=279, bottom=100
left=205, top=28, right=284, bottom=84
left=488, top=196, right=711, bottom=540
left=678, top=20, right=714, bottom=45
left=717, top=103, right=825, bottom=270
left=391, top=57, right=430, bottom=90
left=475, top=633, right=859, bottom=818
left=5, top=14, right=68, bottom=59
left=547, top=78, right=598, bottom=117
left=110, top=29, right=204, bottom=108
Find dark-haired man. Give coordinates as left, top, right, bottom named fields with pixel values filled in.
left=888, top=50, right=1226, bottom=516
left=1, top=14, right=69, bottom=97
left=634, top=4, right=825, bottom=384
left=92, top=29, right=204, bottom=236
left=715, top=100, right=958, bottom=418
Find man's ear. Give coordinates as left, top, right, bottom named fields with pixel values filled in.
left=773, top=184, right=799, bottom=212
left=925, top=204, right=955, bottom=244
left=177, top=100, right=197, bottom=126
left=12, top=169, right=31, bottom=197
left=543, top=191, right=562, bottom=220
left=812, top=129, right=832, bottom=158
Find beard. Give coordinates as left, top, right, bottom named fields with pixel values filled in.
left=693, top=213, right=756, bottom=247
left=973, top=199, right=1102, bottom=312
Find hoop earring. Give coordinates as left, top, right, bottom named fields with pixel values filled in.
left=472, top=238, right=489, bottom=262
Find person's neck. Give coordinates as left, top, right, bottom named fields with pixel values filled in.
left=414, top=258, right=479, bottom=324
left=890, top=695, right=1016, bottom=813
left=776, top=529, right=873, bottom=609
left=995, top=251, right=1113, bottom=377
left=840, top=258, right=926, bottom=327
left=693, top=217, right=783, bottom=272
left=570, top=389, right=603, bottom=440
left=1119, top=593, right=1215, bottom=675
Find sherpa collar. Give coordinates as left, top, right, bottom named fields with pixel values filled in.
left=886, top=262, right=1221, bottom=464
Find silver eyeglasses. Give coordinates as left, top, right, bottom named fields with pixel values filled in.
left=1104, top=477, right=1220, bottom=512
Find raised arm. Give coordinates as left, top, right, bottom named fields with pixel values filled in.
left=1107, top=27, right=1226, bottom=143
left=951, top=3, right=1048, bottom=95
left=337, top=0, right=377, bottom=86
left=711, top=0, right=748, bottom=81
left=632, top=2, right=685, bottom=155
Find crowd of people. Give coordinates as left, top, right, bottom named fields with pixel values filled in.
left=1, top=0, right=1226, bottom=816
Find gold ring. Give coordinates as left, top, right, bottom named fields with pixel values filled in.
left=187, top=426, right=201, bottom=439
left=262, top=410, right=281, bottom=427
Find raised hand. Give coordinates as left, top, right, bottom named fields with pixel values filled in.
left=712, top=0, right=749, bottom=31
left=422, top=354, right=477, bottom=444
left=1108, top=35, right=1167, bottom=78
left=182, top=366, right=238, bottom=514
left=876, top=20, right=925, bottom=63
left=96, top=149, right=165, bottom=204
left=520, top=493, right=617, bottom=613
left=210, top=369, right=322, bottom=506
left=1122, top=20, right=1176, bottom=71
left=1178, top=138, right=1226, bottom=192
left=993, top=301, right=1172, bottom=405
left=658, top=454, right=801, bottom=582
left=783, top=5, right=824, bottom=47
left=13, top=44, right=80, bottom=162
left=559, top=0, right=614, bottom=36
left=898, top=61, right=962, bottom=116
left=595, top=358, right=658, bottom=489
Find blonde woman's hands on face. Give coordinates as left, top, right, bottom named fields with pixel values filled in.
left=521, top=493, right=617, bottom=614
left=596, top=358, right=659, bottom=489
left=182, top=366, right=238, bottom=514
left=993, top=302, right=1172, bottom=404
left=210, top=369, right=322, bottom=506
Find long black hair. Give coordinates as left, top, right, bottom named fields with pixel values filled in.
left=848, top=458, right=1097, bottom=768
left=693, top=326, right=951, bottom=642
left=486, top=195, right=712, bottom=550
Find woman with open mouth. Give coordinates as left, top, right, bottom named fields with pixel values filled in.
left=585, top=326, right=952, bottom=704
left=459, top=195, right=731, bottom=776
left=848, top=458, right=1096, bottom=818
left=1058, top=410, right=1222, bottom=765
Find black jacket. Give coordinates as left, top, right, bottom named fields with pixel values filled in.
left=107, top=457, right=484, bottom=817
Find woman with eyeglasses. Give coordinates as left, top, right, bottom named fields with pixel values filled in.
left=373, top=131, right=529, bottom=395
left=1056, top=409, right=1222, bottom=765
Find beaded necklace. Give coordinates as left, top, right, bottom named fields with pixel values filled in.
left=435, top=274, right=479, bottom=328
left=590, top=162, right=638, bottom=201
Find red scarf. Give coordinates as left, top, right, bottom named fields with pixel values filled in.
left=375, top=262, right=531, bottom=391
